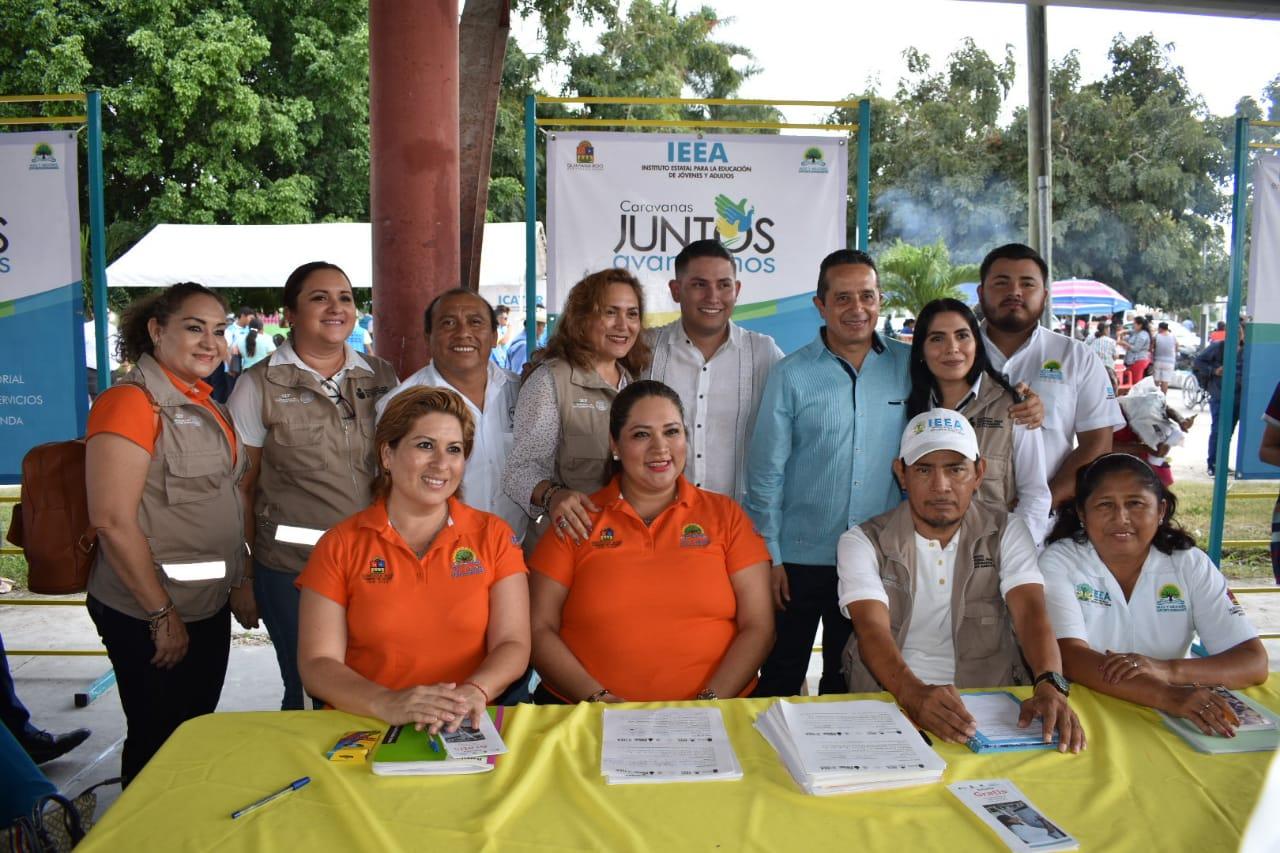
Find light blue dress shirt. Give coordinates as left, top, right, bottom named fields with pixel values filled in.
left=745, top=330, right=912, bottom=566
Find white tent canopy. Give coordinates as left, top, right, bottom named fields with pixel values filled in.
left=107, top=221, right=546, bottom=309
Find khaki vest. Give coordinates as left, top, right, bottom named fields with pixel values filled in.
left=523, top=358, right=626, bottom=551
left=250, top=352, right=398, bottom=573
left=842, top=500, right=1029, bottom=692
left=963, top=378, right=1018, bottom=513
left=87, top=354, right=248, bottom=621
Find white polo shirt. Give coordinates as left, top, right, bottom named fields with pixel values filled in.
left=227, top=341, right=369, bottom=446
left=982, top=324, right=1124, bottom=480
left=1040, top=539, right=1258, bottom=659
left=373, top=360, right=527, bottom=541
left=837, top=515, right=1044, bottom=685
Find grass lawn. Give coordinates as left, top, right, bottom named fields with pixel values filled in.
left=0, top=479, right=1275, bottom=589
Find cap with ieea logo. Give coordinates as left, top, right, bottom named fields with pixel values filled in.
left=899, top=408, right=980, bottom=465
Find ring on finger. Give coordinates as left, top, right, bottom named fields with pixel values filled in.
left=557, top=516, right=569, bottom=529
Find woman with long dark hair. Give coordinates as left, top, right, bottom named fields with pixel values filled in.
left=1041, top=453, right=1266, bottom=736
left=907, top=299, right=1051, bottom=545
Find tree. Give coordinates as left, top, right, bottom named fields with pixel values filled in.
left=877, top=240, right=978, bottom=317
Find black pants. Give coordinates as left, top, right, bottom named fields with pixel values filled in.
left=753, top=563, right=851, bottom=697
left=87, top=596, right=231, bottom=786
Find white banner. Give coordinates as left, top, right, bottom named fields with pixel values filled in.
left=546, top=132, right=847, bottom=320
left=0, top=131, right=80, bottom=302
left=1248, top=154, right=1280, bottom=323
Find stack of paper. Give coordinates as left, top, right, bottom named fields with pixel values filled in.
left=754, top=699, right=946, bottom=796
left=950, top=779, right=1078, bottom=851
left=371, top=708, right=508, bottom=776
left=601, top=707, right=744, bottom=784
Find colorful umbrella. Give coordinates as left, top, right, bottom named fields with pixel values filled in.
left=1050, top=279, right=1133, bottom=315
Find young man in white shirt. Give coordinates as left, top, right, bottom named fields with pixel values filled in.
left=837, top=409, right=1084, bottom=751
left=646, top=239, right=784, bottom=502
left=978, top=243, right=1124, bottom=506
left=375, top=288, right=527, bottom=541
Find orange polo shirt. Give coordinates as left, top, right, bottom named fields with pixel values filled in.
left=86, top=367, right=237, bottom=464
left=530, top=475, right=770, bottom=701
left=296, top=497, right=527, bottom=691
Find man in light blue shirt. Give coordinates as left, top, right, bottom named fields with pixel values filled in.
left=745, top=249, right=913, bottom=696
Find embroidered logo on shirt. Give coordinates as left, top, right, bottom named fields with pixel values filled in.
left=594, top=400, right=608, bottom=411
left=363, top=557, right=392, bottom=583
left=1105, top=385, right=1117, bottom=400
left=1074, top=583, right=1112, bottom=607
left=450, top=547, right=485, bottom=577
left=679, top=523, right=710, bottom=548
left=170, top=413, right=203, bottom=427
left=1039, top=360, right=1065, bottom=382
left=592, top=527, right=622, bottom=548
left=1226, top=588, right=1246, bottom=617
left=971, top=417, right=1004, bottom=430
left=572, top=398, right=594, bottom=409
left=972, top=554, right=996, bottom=571
left=1156, top=583, right=1187, bottom=613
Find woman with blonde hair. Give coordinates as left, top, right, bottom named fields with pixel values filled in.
left=297, top=387, right=530, bottom=729
left=503, top=267, right=652, bottom=548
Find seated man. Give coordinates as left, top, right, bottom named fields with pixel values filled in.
left=837, top=409, right=1085, bottom=752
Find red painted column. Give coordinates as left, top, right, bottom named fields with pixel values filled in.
left=369, top=0, right=459, bottom=377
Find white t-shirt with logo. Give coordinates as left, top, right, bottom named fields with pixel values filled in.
left=1040, top=538, right=1257, bottom=659
left=982, top=325, right=1125, bottom=480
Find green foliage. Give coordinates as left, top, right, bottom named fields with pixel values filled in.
left=877, top=239, right=977, bottom=316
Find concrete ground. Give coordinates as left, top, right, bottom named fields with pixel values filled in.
left=5, top=387, right=1280, bottom=824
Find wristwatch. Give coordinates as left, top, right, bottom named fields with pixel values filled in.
left=1033, top=671, right=1070, bottom=697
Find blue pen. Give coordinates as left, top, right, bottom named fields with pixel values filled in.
left=430, top=734, right=441, bottom=754
left=230, top=777, right=310, bottom=820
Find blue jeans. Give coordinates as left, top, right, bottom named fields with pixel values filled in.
left=254, top=561, right=306, bottom=711
left=0, top=632, right=38, bottom=741
left=1207, top=394, right=1241, bottom=471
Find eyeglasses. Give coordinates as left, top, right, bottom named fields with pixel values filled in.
left=320, top=378, right=355, bottom=421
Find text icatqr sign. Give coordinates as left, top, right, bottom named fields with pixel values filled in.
left=0, top=131, right=86, bottom=483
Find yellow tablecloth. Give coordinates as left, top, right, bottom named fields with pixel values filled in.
left=80, top=680, right=1280, bottom=852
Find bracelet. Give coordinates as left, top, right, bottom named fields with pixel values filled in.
left=696, top=688, right=718, bottom=701
left=146, top=600, right=175, bottom=618
left=462, top=680, right=490, bottom=705
left=585, top=688, right=611, bottom=703
left=541, top=483, right=563, bottom=511
left=147, top=603, right=175, bottom=640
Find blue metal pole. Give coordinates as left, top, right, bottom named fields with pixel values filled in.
left=524, top=94, right=537, bottom=345
left=856, top=98, right=871, bottom=251
left=87, top=91, right=110, bottom=391
left=1208, top=116, right=1250, bottom=565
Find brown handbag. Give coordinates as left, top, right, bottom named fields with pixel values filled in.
left=5, top=439, right=98, bottom=595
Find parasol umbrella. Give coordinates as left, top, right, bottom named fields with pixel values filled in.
left=1050, top=279, right=1134, bottom=316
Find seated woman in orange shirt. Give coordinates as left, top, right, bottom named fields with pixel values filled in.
left=529, top=380, right=774, bottom=703
left=296, top=387, right=530, bottom=732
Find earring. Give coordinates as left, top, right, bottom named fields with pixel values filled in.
left=612, top=454, right=619, bottom=461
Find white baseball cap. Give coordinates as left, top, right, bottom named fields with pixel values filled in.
left=899, top=408, right=980, bottom=465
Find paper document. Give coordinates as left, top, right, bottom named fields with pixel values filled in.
left=601, top=707, right=743, bottom=784
left=950, top=779, right=1077, bottom=851
left=440, top=711, right=508, bottom=760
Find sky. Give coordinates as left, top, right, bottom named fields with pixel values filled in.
left=513, top=0, right=1280, bottom=126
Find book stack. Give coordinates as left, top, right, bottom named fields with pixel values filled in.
left=753, top=699, right=946, bottom=796
left=1158, top=686, right=1280, bottom=754
left=600, top=707, right=744, bottom=785
left=371, top=707, right=508, bottom=776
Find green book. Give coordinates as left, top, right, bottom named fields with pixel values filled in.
left=372, top=707, right=506, bottom=776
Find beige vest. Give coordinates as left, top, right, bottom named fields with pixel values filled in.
left=250, top=352, right=398, bottom=573
left=523, top=358, right=626, bottom=551
left=963, top=378, right=1018, bottom=513
left=842, top=500, right=1029, bottom=692
left=87, top=354, right=248, bottom=621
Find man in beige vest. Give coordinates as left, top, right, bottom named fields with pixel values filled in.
left=837, top=409, right=1084, bottom=752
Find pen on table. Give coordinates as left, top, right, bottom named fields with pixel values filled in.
left=230, top=776, right=311, bottom=820
left=917, top=729, right=933, bottom=746
left=430, top=734, right=441, bottom=754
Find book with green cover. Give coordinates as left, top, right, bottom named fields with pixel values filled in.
left=1157, top=690, right=1280, bottom=754
left=372, top=707, right=506, bottom=776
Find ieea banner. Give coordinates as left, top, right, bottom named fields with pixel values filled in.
left=546, top=132, right=847, bottom=350
left=0, top=130, right=86, bottom=483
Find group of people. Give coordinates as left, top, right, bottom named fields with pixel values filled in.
left=67, top=239, right=1266, bottom=787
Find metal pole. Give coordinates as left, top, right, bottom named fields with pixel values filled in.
left=1208, top=116, right=1250, bottom=565
left=524, top=94, right=537, bottom=344
left=856, top=98, right=871, bottom=251
left=86, top=91, right=110, bottom=392
left=1027, top=5, right=1054, bottom=326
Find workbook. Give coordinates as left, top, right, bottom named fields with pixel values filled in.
left=962, top=692, right=1060, bottom=754
left=1158, top=688, right=1280, bottom=754
left=753, top=699, right=946, bottom=796
left=950, top=779, right=1078, bottom=851
left=600, top=707, right=744, bottom=784
left=371, top=707, right=507, bottom=776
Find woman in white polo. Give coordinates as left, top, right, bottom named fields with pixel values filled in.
left=1041, top=453, right=1267, bottom=737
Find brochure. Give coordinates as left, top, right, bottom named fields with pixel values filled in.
left=1158, top=689, right=1280, bottom=754
left=371, top=707, right=506, bottom=776
left=950, top=779, right=1078, bottom=851
left=962, top=691, right=1060, bottom=753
